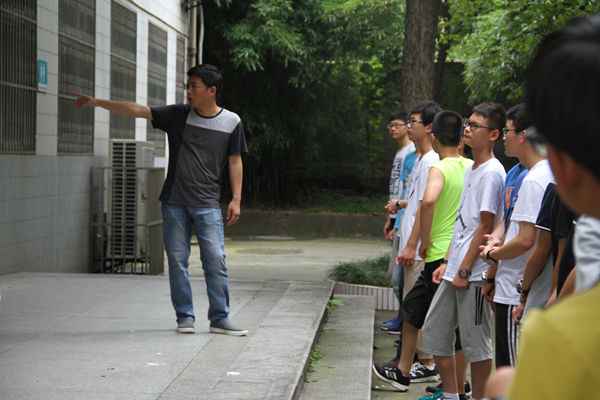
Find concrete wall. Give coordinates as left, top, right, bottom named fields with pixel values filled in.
left=0, top=0, right=187, bottom=276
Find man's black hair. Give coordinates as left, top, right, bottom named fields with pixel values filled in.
left=526, top=12, right=600, bottom=181
left=506, top=103, right=532, bottom=133
left=432, top=110, right=463, bottom=147
left=187, top=64, right=223, bottom=100
left=409, top=100, right=442, bottom=126
left=472, top=102, right=507, bottom=132
left=389, top=110, right=409, bottom=123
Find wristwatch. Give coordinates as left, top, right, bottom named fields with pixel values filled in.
left=458, top=269, right=471, bottom=278
left=485, top=249, right=498, bottom=265
left=441, top=259, right=449, bottom=265
left=482, top=271, right=495, bottom=283
left=516, top=279, right=530, bottom=297
left=396, top=200, right=401, bottom=209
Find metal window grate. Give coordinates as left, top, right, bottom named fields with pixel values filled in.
left=111, top=2, right=136, bottom=63
left=147, top=23, right=167, bottom=156
left=59, top=0, right=95, bottom=46
left=0, top=0, right=37, bottom=20
left=0, top=5, right=37, bottom=154
left=176, top=35, right=186, bottom=104
left=110, top=2, right=136, bottom=140
left=110, top=56, right=136, bottom=139
left=58, top=26, right=95, bottom=154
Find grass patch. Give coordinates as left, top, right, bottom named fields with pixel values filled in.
left=296, top=189, right=389, bottom=215
left=328, top=253, right=392, bottom=287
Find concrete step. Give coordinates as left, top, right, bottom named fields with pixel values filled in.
left=0, top=273, right=334, bottom=400
left=300, top=294, right=375, bottom=400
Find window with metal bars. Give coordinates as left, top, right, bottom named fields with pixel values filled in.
left=176, top=35, right=186, bottom=105
left=58, top=0, right=96, bottom=154
left=146, top=23, right=167, bottom=157
left=110, top=1, right=136, bottom=140
left=0, top=1, right=37, bottom=154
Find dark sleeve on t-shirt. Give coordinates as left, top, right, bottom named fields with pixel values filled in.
left=535, top=184, right=555, bottom=231
left=150, top=104, right=190, bottom=133
left=226, top=120, right=248, bottom=156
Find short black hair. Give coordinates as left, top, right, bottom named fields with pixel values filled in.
left=472, top=102, right=507, bottom=132
left=187, top=64, right=223, bottom=100
left=410, top=101, right=442, bottom=126
left=506, top=103, right=532, bottom=132
left=526, top=12, right=600, bottom=181
left=389, top=110, right=408, bottom=123
left=432, top=110, right=463, bottom=147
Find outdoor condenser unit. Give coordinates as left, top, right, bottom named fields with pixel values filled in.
left=107, top=139, right=155, bottom=259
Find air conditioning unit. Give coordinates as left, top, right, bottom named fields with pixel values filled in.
left=107, top=140, right=155, bottom=260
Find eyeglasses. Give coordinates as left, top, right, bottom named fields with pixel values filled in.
left=387, top=123, right=407, bottom=129
left=464, top=121, right=494, bottom=131
left=408, top=120, right=424, bottom=126
left=502, top=128, right=519, bottom=137
left=183, top=83, right=209, bottom=90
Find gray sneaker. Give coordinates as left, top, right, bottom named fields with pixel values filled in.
left=177, top=319, right=195, bottom=334
left=209, top=321, right=248, bottom=336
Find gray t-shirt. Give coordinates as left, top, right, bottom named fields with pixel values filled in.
left=151, top=104, right=247, bottom=208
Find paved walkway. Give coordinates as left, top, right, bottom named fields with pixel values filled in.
left=0, top=237, right=390, bottom=400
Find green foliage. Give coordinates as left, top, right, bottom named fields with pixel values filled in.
left=328, top=253, right=392, bottom=287
left=446, top=0, right=600, bottom=103
left=308, top=344, right=322, bottom=372
left=205, top=0, right=407, bottom=207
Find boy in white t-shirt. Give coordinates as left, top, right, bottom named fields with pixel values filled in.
left=421, top=102, right=507, bottom=400
left=382, top=111, right=416, bottom=331
left=479, top=103, right=554, bottom=369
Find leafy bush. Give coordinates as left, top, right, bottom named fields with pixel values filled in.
left=328, top=253, right=391, bottom=287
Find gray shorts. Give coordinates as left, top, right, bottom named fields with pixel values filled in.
left=422, top=280, right=493, bottom=363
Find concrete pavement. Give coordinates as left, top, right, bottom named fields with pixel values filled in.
left=0, top=237, right=390, bottom=400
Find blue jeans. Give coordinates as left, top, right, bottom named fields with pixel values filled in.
left=162, top=203, right=230, bottom=325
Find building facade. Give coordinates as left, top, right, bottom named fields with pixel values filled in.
left=0, top=0, right=189, bottom=275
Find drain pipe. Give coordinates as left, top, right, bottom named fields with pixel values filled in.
left=198, top=3, right=204, bottom=64
left=187, top=2, right=197, bottom=69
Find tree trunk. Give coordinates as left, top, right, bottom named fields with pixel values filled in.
left=400, top=0, right=441, bottom=111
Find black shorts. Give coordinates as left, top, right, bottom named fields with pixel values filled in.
left=399, top=259, right=443, bottom=329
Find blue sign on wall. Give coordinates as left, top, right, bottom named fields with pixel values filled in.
left=38, top=60, right=48, bottom=93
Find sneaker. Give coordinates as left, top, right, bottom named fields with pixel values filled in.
left=372, top=362, right=410, bottom=392
left=425, top=381, right=471, bottom=397
left=381, top=317, right=402, bottom=330
left=176, top=319, right=195, bottom=334
left=387, top=325, right=402, bottom=335
left=426, top=382, right=443, bottom=395
left=394, top=338, right=402, bottom=347
left=409, top=361, right=440, bottom=383
left=209, top=321, right=248, bottom=336
left=459, top=395, right=470, bottom=400
left=383, top=358, right=399, bottom=369
left=419, top=388, right=444, bottom=400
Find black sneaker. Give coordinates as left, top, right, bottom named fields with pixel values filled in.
left=394, top=338, right=402, bottom=347
left=372, top=362, right=410, bottom=392
left=383, top=358, right=399, bottom=369
left=459, top=395, right=469, bottom=400
left=425, top=382, right=442, bottom=395
left=426, top=381, right=471, bottom=397
left=409, top=361, right=440, bottom=383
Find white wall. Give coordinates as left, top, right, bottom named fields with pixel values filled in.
left=0, top=0, right=187, bottom=275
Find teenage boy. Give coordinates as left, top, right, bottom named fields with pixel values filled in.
left=374, top=110, right=471, bottom=392
left=421, top=103, right=506, bottom=400
left=381, top=100, right=441, bottom=364
left=74, top=64, right=248, bottom=336
left=383, top=111, right=416, bottom=331
left=479, top=104, right=554, bottom=368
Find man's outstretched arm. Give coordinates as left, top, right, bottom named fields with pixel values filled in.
left=73, top=92, right=152, bottom=120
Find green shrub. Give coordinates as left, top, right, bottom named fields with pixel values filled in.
left=328, top=253, right=391, bottom=287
